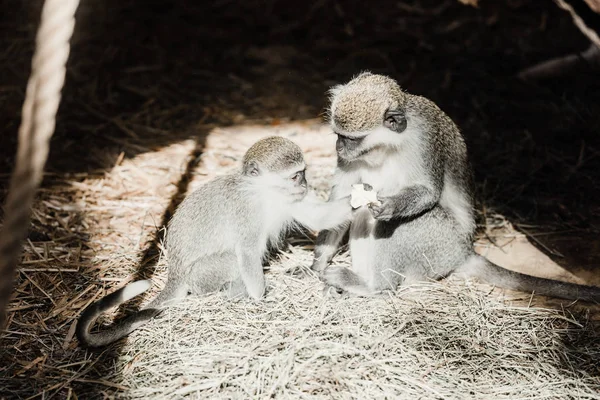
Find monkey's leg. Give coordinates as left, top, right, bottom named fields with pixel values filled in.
left=311, top=226, right=349, bottom=272
left=237, top=248, right=265, bottom=300
left=371, top=206, right=470, bottom=292
left=222, top=278, right=249, bottom=299
left=322, top=265, right=375, bottom=296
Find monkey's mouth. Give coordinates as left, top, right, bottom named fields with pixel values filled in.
left=336, top=134, right=375, bottom=163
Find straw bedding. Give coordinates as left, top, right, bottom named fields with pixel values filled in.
left=4, top=123, right=600, bottom=399
left=111, top=127, right=600, bottom=399
left=117, top=258, right=600, bottom=399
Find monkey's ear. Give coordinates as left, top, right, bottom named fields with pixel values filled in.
left=244, top=161, right=261, bottom=177
left=383, top=110, right=407, bottom=133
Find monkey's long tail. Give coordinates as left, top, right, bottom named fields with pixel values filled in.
left=76, top=280, right=161, bottom=348
left=457, top=255, right=600, bottom=303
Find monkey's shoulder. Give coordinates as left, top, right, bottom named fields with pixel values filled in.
left=170, top=174, right=255, bottom=224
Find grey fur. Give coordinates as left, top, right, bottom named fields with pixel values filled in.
left=77, top=136, right=353, bottom=347
left=314, top=72, right=600, bottom=302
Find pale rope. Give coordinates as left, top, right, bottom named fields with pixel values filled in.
left=555, top=0, right=600, bottom=48
left=0, top=0, right=80, bottom=327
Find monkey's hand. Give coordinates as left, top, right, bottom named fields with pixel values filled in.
left=368, top=197, right=396, bottom=221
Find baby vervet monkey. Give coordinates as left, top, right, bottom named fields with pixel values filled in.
left=313, top=72, right=600, bottom=302
left=77, top=136, right=353, bottom=347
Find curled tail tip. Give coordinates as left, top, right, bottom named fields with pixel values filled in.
left=75, top=280, right=152, bottom=348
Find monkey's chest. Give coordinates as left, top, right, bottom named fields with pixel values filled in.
left=358, top=162, right=411, bottom=197
left=262, top=208, right=292, bottom=246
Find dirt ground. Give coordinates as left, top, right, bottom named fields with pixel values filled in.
left=1, top=0, right=599, bottom=398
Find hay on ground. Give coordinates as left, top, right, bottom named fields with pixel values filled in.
left=116, top=261, right=600, bottom=399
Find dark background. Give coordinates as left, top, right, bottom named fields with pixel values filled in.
left=4, top=0, right=595, bottom=269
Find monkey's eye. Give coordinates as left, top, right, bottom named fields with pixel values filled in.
left=383, top=110, right=407, bottom=133
left=291, top=171, right=304, bottom=182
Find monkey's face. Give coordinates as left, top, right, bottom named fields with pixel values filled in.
left=276, top=166, right=308, bottom=201
left=246, top=161, right=308, bottom=201
left=329, top=73, right=409, bottom=164
left=242, top=136, right=308, bottom=201
left=334, top=109, right=408, bottom=162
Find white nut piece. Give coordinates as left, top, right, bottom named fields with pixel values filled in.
left=350, top=184, right=381, bottom=209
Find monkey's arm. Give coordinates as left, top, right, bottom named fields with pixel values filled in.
left=292, top=194, right=352, bottom=232
left=370, top=184, right=440, bottom=221
left=308, top=184, right=352, bottom=271
left=311, top=227, right=348, bottom=272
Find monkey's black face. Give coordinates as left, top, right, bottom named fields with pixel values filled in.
left=335, top=133, right=367, bottom=161
left=334, top=109, right=409, bottom=163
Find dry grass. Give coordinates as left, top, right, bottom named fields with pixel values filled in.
left=3, top=123, right=600, bottom=399
left=117, top=274, right=600, bottom=399
left=93, top=127, right=600, bottom=400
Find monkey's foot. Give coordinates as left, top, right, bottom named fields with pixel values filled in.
left=518, top=43, right=600, bottom=81
left=322, top=285, right=344, bottom=297
left=309, top=259, right=328, bottom=273
left=221, top=278, right=249, bottom=299
left=322, top=265, right=374, bottom=297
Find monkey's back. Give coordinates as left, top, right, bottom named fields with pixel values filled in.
left=165, top=174, right=259, bottom=272
left=411, top=95, right=475, bottom=237
left=410, top=95, right=472, bottom=191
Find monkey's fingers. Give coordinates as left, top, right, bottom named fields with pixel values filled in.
left=369, top=201, right=394, bottom=221
left=322, top=285, right=344, bottom=297
left=368, top=201, right=384, bottom=214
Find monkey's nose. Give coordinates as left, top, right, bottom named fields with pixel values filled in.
left=336, top=134, right=358, bottom=153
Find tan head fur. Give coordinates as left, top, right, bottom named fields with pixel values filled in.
left=329, top=72, right=407, bottom=134
left=243, top=136, right=305, bottom=173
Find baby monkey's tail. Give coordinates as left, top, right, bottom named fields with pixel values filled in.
left=76, top=280, right=160, bottom=348
left=457, top=255, right=600, bottom=303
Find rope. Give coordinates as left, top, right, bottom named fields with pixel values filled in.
left=0, top=0, right=80, bottom=327
left=555, top=0, right=600, bottom=48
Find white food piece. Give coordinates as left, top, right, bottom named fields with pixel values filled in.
left=350, top=184, right=381, bottom=209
